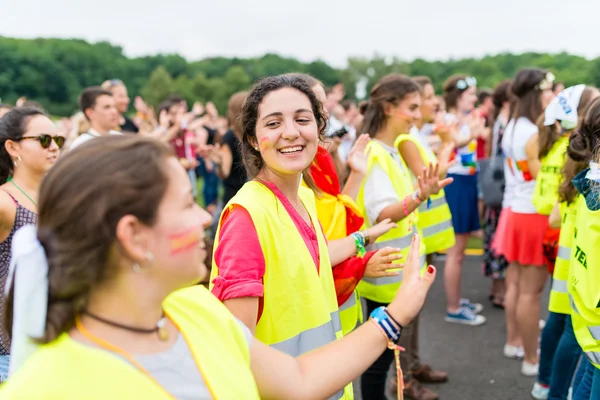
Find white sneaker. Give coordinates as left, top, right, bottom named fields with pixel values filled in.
left=503, top=344, right=524, bottom=359
left=531, top=382, right=549, bottom=399
left=539, top=319, right=546, bottom=330
left=522, top=361, right=539, bottom=376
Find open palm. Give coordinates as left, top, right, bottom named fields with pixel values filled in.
left=347, top=134, right=370, bottom=175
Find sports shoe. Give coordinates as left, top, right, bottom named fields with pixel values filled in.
left=460, top=298, right=484, bottom=314
left=503, top=344, right=524, bottom=359
left=445, top=306, right=486, bottom=326
left=522, top=361, right=539, bottom=377
left=531, top=382, right=549, bottom=399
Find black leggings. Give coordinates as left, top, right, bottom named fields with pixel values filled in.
left=360, top=299, right=396, bottom=400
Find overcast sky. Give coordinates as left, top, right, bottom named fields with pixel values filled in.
left=1, top=0, right=595, bottom=67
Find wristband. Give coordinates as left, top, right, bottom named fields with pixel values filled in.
left=411, top=190, right=423, bottom=203
left=351, top=232, right=366, bottom=258
left=370, top=306, right=402, bottom=343
left=402, top=196, right=410, bottom=217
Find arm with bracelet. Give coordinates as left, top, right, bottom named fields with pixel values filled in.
left=378, top=162, right=453, bottom=223
left=250, top=233, right=437, bottom=400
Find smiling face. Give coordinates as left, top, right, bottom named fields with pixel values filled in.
left=253, top=87, right=319, bottom=177
left=386, top=91, right=422, bottom=134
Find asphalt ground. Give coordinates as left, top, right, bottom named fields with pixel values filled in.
left=354, top=253, right=551, bottom=400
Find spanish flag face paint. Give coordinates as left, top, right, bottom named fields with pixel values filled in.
left=168, top=226, right=202, bottom=255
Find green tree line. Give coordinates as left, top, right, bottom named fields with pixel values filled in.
left=1, top=36, right=599, bottom=116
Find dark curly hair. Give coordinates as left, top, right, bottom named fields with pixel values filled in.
left=239, top=74, right=328, bottom=179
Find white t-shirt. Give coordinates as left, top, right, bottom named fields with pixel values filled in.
left=363, top=140, right=412, bottom=226
left=492, top=119, right=516, bottom=210
left=501, top=117, right=539, bottom=214
left=444, top=114, right=478, bottom=176
left=70, top=129, right=122, bottom=150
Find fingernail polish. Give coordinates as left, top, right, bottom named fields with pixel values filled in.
left=427, top=265, right=435, bottom=274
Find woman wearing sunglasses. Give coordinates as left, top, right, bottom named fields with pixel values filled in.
left=0, top=106, right=64, bottom=382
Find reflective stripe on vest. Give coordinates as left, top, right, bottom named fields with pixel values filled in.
left=552, top=279, right=568, bottom=294
left=368, top=233, right=413, bottom=250
left=271, top=311, right=341, bottom=356
left=587, top=351, right=600, bottom=366
left=557, top=245, right=571, bottom=261
left=570, top=295, right=580, bottom=315
left=339, top=293, right=356, bottom=312
left=362, top=255, right=426, bottom=285
left=422, top=220, right=453, bottom=238
left=419, top=196, right=446, bottom=212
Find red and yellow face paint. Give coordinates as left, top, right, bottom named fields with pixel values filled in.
left=168, top=226, right=202, bottom=255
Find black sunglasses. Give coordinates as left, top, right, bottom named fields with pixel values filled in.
left=17, top=134, right=66, bottom=149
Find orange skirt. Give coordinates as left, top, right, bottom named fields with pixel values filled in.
left=494, top=209, right=549, bottom=267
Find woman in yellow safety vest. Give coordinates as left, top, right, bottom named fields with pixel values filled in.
left=357, top=73, right=453, bottom=400
left=209, top=74, right=419, bottom=400
left=398, top=76, right=456, bottom=261
left=291, top=73, right=400, bottom=336
left=565, top=98, right=600, bottom=399
left=530, top=86, right=599, bottom=400
left=0, top=134, right=436, bottom=399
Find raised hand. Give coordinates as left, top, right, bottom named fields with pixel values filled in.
left=363, top=247, right=403, bottom=278
left=347, top=133, right=370, bottom=175
left=417, top=162, right=454, bottom=197
left=363, top=218, right=397, bottom=244
left=387, top=234, right=436, bottom=326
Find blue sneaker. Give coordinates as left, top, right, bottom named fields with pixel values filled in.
left=445, top=306, right=486, bottom=326
left=460, top=298, right=483, bottom=314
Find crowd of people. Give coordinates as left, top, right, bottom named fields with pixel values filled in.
left=0, top=66, right=597, bottom=400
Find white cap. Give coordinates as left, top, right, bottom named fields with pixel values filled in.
left=544, top=84, right=585, bottom=128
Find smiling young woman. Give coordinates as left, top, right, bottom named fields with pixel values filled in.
left=210, top=75, right=432, bottom=400
left=0, top=130, right=436, bottom=399
left=0, top=107, right=63, bottom=382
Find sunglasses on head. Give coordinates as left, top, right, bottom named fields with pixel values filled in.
left=17, top=134, right=66, bottom=149
left=456, top=77, right=477, bottom=90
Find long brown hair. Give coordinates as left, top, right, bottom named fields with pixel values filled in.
left=3, top=136, right=174, bottom=343
left=559, top=98, right=600, bottom=204
left=510, top=68, right=548, bottom=124
left=538, top=86, right=599, bottom=159
left=360, top=74, right=420, bottom=136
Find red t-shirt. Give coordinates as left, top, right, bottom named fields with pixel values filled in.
left=211, top=181, right=372, bottom=320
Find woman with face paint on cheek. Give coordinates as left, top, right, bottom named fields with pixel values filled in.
left=282, top=73, right=400, bottom=337
left=209, top=75, right=436, bottom=400
left=357, top=74, right=453, bottom=400
left=0, top=133, right=431, bottom=400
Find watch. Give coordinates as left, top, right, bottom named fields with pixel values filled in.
left=361, top=231, right=371, bottom=246
left=411, top=189, right=425, bottom=203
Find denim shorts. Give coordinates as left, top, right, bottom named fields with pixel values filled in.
left=0, top=355, right=9, bottom=383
